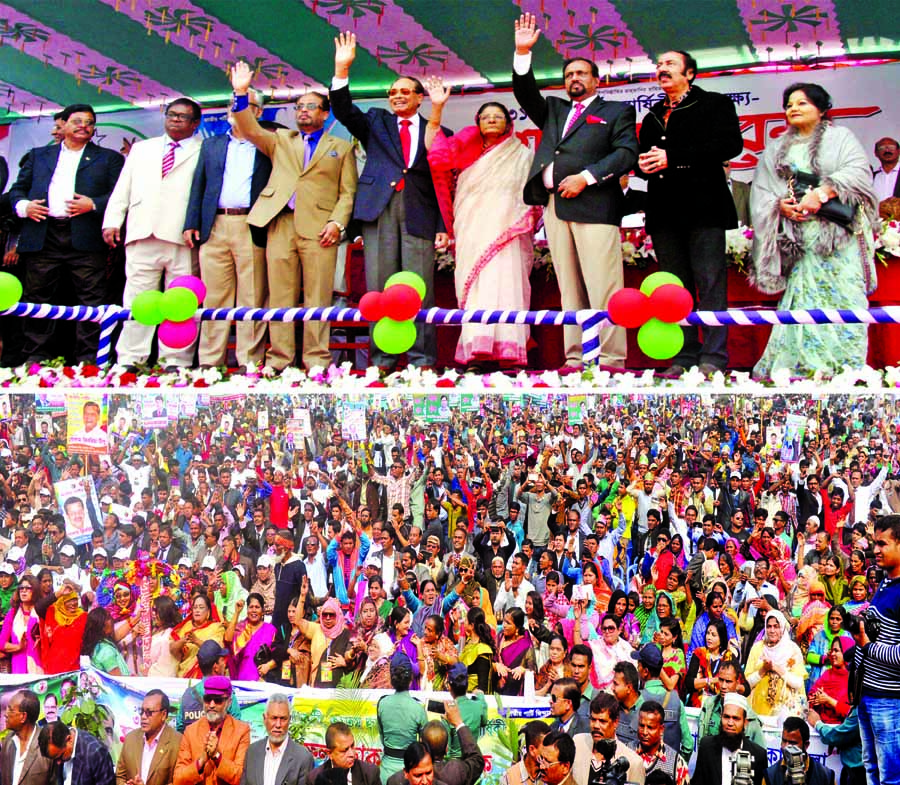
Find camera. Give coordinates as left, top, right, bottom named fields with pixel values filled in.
left=845, top=607, right=882, bottom=642
left=783, top=745, right=807, bottom=785
left=591, top=738, right=630, bottom=785
left=731, top=749, right=755, bottom=785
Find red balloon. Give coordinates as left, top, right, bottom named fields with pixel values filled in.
left=383, top=284, right=423, bottom=321
left=607, top=288, right=650, bottom=328
left=358, top=291, right=385, bottom=322
left=649, top=284, right=695, bottom=323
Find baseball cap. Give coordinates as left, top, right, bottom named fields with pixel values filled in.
left=200, top=555, right=217, bottom=570
left=630, top=643, right=663, bottom=671
left=177, top=557, right=192, bottom=568
left=39, top=488, right=52, bottom=496
left=60, top=544, right=76, bottom=557
left=197, top=640, right=230, bottom=669
left=100, top=495, right=113, bottom=504
left=114, top=548, right=131, bottom=560
left=92, top=548, right=108, bottom=558
left=0, top=562, right=15, bottom=575
left=257, top=555, right=273, bottom=569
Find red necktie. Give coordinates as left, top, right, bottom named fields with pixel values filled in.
left=396, top=119, right=412, bottom=192
left=162, top=140, right=179, bottom=177
left=563, top=102, right=585, bottom=137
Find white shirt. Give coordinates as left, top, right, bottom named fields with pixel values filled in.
left=874, top=166, right=898, bottom=202
left=11, top=728, right=36, bottom=785
left=331, top=75, right=421, bottom=166
left=219, top=134, right=257, bottom=209
left=303, top=550, right=329, bottom=597
left=141, top=732, right=161, bottom=784
left=62, top=731, right=78, bottom=785
left=263, top=740, right=287, bottom=785
left=512, top=53, right=598, bottom=191
left=16, top=143, right=87, bottom=220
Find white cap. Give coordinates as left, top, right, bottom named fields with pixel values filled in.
left=60, top=544, right=76, bottom=557
left=722, top=692, right=749, bottom=714
left=0, top=562, right=15, bottom=575
left=39, top=488, right=52, bottom=496
left=201, top=555, right=217, bottom=570
left=114, top=548, right=131, bottom=560
left=177, top=557, right=193, bottom=568
left=92, top=548, right=108, bottom=558
left=100, top=495, right=113, bottom=504
left=6, top=546, right=25, bottom=561
left=233, top=564, right=246, bottom=577
left=257, top=555, right=273, bottom=569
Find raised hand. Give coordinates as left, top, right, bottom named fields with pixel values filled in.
left=424, top=75, right=451, bottom=107
left=514, top=14, right=540, bottom=54
left=231, top=61, right=253, bottom=93
left=334, top=32, right=357, bottom=78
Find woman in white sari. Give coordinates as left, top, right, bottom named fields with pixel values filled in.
left=427, top=81, right=540, bottom=370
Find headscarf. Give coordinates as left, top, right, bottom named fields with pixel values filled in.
left=634, top=586, right=656, bottom=632
left=0, top=574, right=17, bottom=618
left=641, top=590, right=674, bottom=645
left=791, top=566, right=818, bottom=616
left=797, top=581, right=830, bottom=641
left=846, top=575, right=870, bottom=615
left=762, top=610, right=797, bottom=669
left=725, top=538, right=746, bottom=566
left=318, top=598, right=347, bottom=641
left=53, top=592, right=84, bottom=627
left=458, top=554, right=483, bottom=609
left=701, top=560, right=724, bottom=593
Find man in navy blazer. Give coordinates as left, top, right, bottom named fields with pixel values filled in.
left=38, top=721, right=115, bottom=785
left=8, top=103, right=124, bottom=364
left=512, top=15, right=638, bottom=371
left=330, top=33, right=449, bottom=371
left=183, top=93, right=273, bottom=369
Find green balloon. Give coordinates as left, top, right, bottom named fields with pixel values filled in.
left=0, top=271, right=22, bottom=310
left=160, top=287, right=199, bottom=322
left=373, top=317, right=417, bottom=355
left=384, top=271, right=427, bottom=300
left=131, top=290, right=165, bottom=326
left=639, top=271, right=683, bottom=296
left=637, top=318, right=684, bottom=360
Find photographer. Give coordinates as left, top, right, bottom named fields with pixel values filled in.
left=765, top=717, right=834, bottom=785
left=853, top=513, right=900, bottom=785
left=573, top=692, right=645, bottom=785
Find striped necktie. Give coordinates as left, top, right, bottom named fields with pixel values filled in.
left=162, top=140, right=179, bottom=177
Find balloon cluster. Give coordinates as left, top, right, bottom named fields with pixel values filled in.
left=0, top=272, right=23, bottom=311
left=358, top=272, right=427, bottom=355
left=607, top=272, right=694, bottom=360
left=131, top=275, right=206, bottom=349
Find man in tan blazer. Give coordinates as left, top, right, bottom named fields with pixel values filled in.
left=174, top=676, right=249, bottom=785
left=103, top=97, right=202, bottom=368
left=0, top=690, right=52, bottom=785
left=231, top=62, right=358, bottom=371
left=116, top=690, right=182, bottom=785
left=572, top=693, right=644, bottom=785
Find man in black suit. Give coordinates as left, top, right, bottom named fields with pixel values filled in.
left=512, top=14, right=638, bottom=371
left=240, top=695, right=314, bottom=785
left=330, top=33, right=449, bottom=371
left=183, top=91, right=272, bottom=369
left=157, top=525, right=184, bottom=565
left=309, top=723, right=379, bottom=785
left=693, top=694, right=768, bottom=785
left=638, top=51, right=743, bottom=376
left=548, top=678, right=591, bottom=737
left=9, top=104, right=124, bottom=364
left=620, top=173, right=647, bottom=217
left=38, top=722, right=114, bottom=785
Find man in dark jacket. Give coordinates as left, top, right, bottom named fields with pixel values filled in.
left=638, top=51, right=743, bottom=376
left=694, top=693, right=768, bottom=785
left=38, top=722, right=114, bottom=785
left=766, top=717, right=835, bottom=785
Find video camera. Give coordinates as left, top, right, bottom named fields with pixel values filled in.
left=592, top=738, right=631, bottom=785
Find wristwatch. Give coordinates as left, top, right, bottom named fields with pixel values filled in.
left=815, top=187, right=830, bottom=203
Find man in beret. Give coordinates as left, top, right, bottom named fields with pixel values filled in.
left=174, top=676, right=249, bottom=785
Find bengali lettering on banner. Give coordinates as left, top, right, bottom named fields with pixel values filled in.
left=0, top=670, right=842, bottom=781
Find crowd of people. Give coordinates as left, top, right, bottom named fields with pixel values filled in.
left=0, top=391, right=896, bottom=785
left=0, top=16, right=894, bottom=377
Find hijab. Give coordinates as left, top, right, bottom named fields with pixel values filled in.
left=762, top=609, right=798, bottom=669
left=319, top=597, right=348, bottom=641
left=53, top=592, right=84, bottom=627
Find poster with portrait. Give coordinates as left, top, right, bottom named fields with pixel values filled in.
left=54, top=476, right=101, bottom=544
left=764, top=425, right=785, bottom=457
left=178, top=397, right=198, bottom=418
left=34, top=414, right=54, bottom=440
left=139, top=393, right=169, bottom=429
left=567, top=395, right=586, bottom=426
left=110, top=409, right=132, bottom=436
left=413, top=394, right=453, bottom=423
left=0, top=394, right=11, bottom=421
left=257, top=409, right=269, bottom=431
left=219, top=413, right=234, bottom=435
left=781, top=414, right=807, bottom=464
left=66, top=393, right=109, bottom=456
left=341, top=399, right=367, bottom=440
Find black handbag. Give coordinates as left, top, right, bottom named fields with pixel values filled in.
left=788, top=169, right=855, bottom=229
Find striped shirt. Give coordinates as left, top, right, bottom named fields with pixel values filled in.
left=856, top=574, right=900, bottom=696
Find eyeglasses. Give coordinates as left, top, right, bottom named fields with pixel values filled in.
left=69, top=119, right=95, bottom=128
left=320, top=612, right=337, bottom=619
left=387, top=88, right=417, bottom=97
left=202, top=695, right=228, bottom=704
left=296, top=103, right=323, bottom=111
left=602, top=625, right=618, bottom=632
left=140, top=708, right=164, bottom=717
left=165, top=111, right=195, bottom=121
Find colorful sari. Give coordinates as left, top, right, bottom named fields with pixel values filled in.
left=429, top=127, right=540, bottom=366
left=231, top=620, right=277, bottom=681
left=497, top=635, right=535, bottom=696
left=171, top=616, right=226, bottom=678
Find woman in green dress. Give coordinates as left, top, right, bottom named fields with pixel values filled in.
left=81, top=607, right=130, bottom=676
left=750, top=82, right=878, bottom=377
